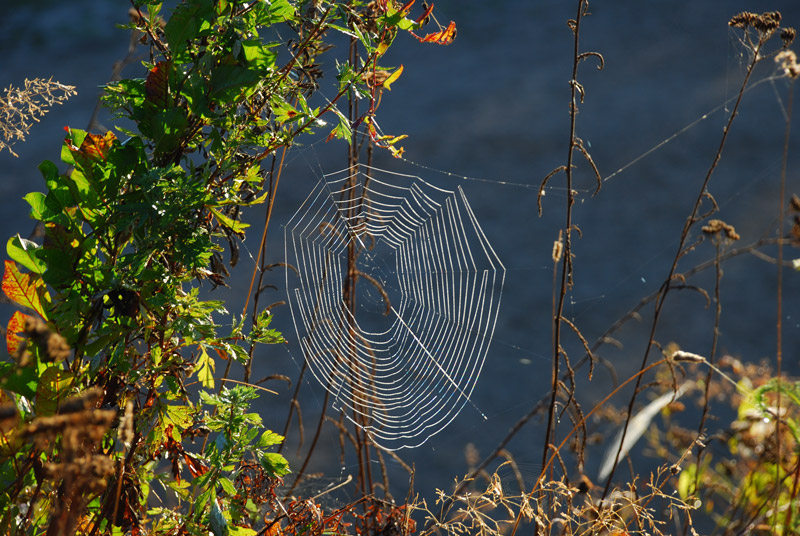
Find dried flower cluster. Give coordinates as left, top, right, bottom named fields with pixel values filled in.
left=776, top=49, right=800, bottom=79
left=701, top=219, right=740, bottom=241
left=0, top=77, right=76, bottom=157
left=22, top=387, right=117, bottom=535
left=790, top=193, right=800, bottom=245
left=729, top=11, right=782, bottom=36
left=17, top=316, right=72, bottom=365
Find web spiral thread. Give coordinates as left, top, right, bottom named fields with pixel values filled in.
left=285, top=165, right=505, bottom=450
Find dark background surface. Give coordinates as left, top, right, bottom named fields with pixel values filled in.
left=2, top=0, right=800, bottom=500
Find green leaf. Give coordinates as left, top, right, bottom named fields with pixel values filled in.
left=150, top=107, right=189, bottom=155
left=253, top=0, right=295, bottom=25
left=210, top=207, right=249, bottom=233
left=271, top=99, right=301, bottom=124
left=7, top=235, right=46, bottom=275
left=211, top=64, right=261, bottom=102
left=38, top=159, right=59, bottom=183
left=196, top=345, right=215, bottom=389
left=240, top=40, right=277, bottom=71
left=163, top=403, right=194, bottom=433
left=163, top=0, right=215, bottom=60
left=0, top=362, right=38, bottom=399
left=60, top=129, right=87, bottom=166
left=678, top=465, right=695, bottom=500
left=328, top=106, right=353, bottom=143
left=24, top=192, right=48, bottom=222
left=382, top=5, right=416, bottom=31
left=229, top=527, right=257, bottom=536
left=218, top=476, right=236, bottom=496
left=260, top=452, right=290, bottom=478
left=36, top=367, right=75, bottom=417
left=257, top=430, right=284, bottom=448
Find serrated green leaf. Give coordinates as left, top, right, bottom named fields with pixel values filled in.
left=258, top=430, right=284, bottom=447
left=164, top=403, right=194, bottom=430
left=261, top=452, right=290, bottom=477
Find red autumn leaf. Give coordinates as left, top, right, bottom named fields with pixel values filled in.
left=2, top=261, right=47, bottom=319
left=143, top=389, right=157, bottom=408
left=183, top=452, right=210, bottom=478
left=415, top=20, right=457, bottom=44
left=78, top=131, right=117, bottom=161
left=171, top=455, right=181, bottom=483
left=145, top=60, right=171, bottom=109
left=6, top=311, right=31, bottom=356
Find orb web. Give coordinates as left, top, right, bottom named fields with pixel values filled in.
left=284, top=165, right=505, bottom=450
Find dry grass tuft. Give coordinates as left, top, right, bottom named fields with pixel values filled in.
left=418, top=463, right=697, bottom=536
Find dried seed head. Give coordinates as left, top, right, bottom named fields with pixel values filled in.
left=753, top=11, right=782, bottom=35
left=791, top=193, right=800, bottom=212
left=552, top=238, right=563, bottom=263
left=23, top=316, right=71, bottom=362
left=672, top=350, right=706, bottom=363
left=781, top=27, right=796, bottom=47
left=464, top=442, right=480, bottom=467
left=119, top=400, right=135, bottom=447
left=791, top=215, right=800, bottom=244
left=701, top=219, right=740, bottom=241
left=776, top=49, right=800, bottom=79
left=729, top=12, right=759, bottom=29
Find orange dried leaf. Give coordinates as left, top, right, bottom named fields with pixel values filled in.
left=399, top=0, right=415, bottom=15
left=79, top=131, right=117, bottom=161
left=2, top=261, right=47, bottom=319
left=416, top=2, right=434, bottom=24
left=6, top=311, right=30, bottom=356
left=264, top=521, right=281, bottom=536
left=416, top=20, right=457, bottom=44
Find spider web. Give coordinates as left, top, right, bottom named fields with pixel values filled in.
left=284, top=165, right=505, bottom=450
